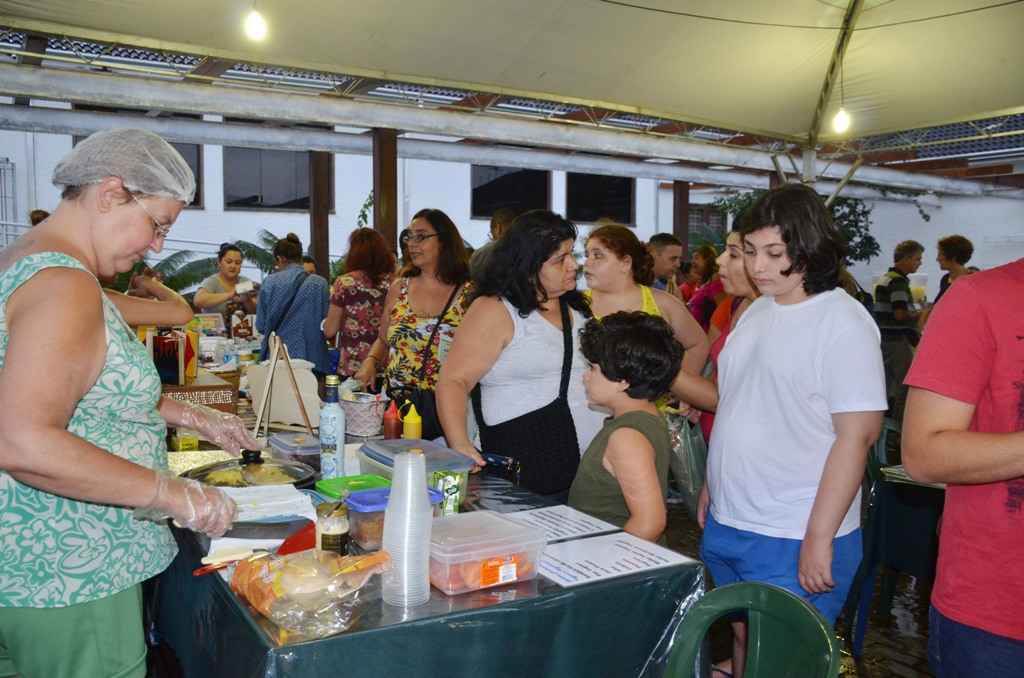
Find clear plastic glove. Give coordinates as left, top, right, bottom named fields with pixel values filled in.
left=179, top=402, right=263, bottom=456
left=134, top=470, right=237, bottom=537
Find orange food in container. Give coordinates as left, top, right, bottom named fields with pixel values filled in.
left=428, top=510, right=546, bottom=596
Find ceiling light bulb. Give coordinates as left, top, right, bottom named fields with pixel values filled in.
left=832, top=108, right=851, bottom=134
left=244, top=10, right=268, bottom=41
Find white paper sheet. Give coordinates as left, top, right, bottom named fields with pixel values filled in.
left=539, top=532, right=696, bottom=588
left=501, top=505, right=619, bottom=542
left=222, top=485, right=317, bottom=523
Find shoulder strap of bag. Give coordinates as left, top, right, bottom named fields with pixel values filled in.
left=268, top=271, right=310, bottom=336
left=415, top=283, right=462, bottom=382
left=557, top=296, right=573, bottom=400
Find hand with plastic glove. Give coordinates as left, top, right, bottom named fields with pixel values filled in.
left=179, top=402, right=263, bottom=456
left=134, top=470, right=237, bottom=537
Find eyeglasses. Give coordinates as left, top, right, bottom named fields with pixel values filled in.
left=400, top=231, right=439, bottom=245
left=131, top=194, right=172, bottom=239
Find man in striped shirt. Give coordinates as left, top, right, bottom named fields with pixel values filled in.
left=873, top=240, right=924, bottom=419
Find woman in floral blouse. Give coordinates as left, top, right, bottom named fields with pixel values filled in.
left=354, top=209, right=471, bottom=439
left=324, top=228, right=395, bottom=378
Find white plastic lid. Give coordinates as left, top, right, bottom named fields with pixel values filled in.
left=430, top=510, right=546, bottom=561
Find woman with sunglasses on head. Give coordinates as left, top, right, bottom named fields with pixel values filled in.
left=0, top=130, right=259, bottom=678
left=354, top=209, right=471, bottom=440
left=194, top=242, right=257, bottom=324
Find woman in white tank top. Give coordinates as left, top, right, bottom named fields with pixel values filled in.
left=436, top=211, right=605, bottom=495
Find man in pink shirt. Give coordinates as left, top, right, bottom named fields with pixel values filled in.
left=903, top=257, right=1024, bottom=677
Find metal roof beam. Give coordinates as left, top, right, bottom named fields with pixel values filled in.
left=808, top=0, right=864, bottom=148
left=0, top=63, right=1017, bottom=198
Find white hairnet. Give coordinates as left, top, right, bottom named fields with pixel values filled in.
left=52, top=128, right=196, bottom=203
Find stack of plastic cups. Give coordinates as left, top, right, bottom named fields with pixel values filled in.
left=381, top=451, right=433, bottom=607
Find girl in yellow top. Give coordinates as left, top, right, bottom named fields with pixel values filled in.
left=583, top=225, right=709, bottom=401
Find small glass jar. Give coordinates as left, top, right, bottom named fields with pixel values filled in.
left=316, top=501, right=350, bottom=555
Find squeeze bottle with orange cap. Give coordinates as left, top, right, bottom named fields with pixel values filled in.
left=383, top=400, right=402, bottom=440
left=402, top=403, right=422, bottom=440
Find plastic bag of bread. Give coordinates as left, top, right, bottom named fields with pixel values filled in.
left=231, top=549, right=390, bottom=637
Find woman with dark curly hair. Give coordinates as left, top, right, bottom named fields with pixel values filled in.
left=582, top=224, right=708, bottom=402
left=568, top=312, right=682, bottom=542
left=437, top=210, right=606, bottom=495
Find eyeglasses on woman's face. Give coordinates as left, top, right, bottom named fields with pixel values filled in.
left=400, top=231, right=439, bottom=245
left=131, top=194, right=172, bottom=239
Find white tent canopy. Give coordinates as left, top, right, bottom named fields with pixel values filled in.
left=1, top=0, right=1022, bottom=143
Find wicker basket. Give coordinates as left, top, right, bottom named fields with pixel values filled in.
left=340, top=393, right=389, bottom=437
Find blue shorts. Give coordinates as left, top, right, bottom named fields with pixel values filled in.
left=699, top=512, right=862, bottom=625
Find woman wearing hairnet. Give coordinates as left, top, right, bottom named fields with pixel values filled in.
left=0, top=129, right=260, bottom=678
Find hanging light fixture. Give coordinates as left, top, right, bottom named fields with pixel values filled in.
left=832, top=57, right=851, bottom=134
left=244, top=5, right=268, bottom=42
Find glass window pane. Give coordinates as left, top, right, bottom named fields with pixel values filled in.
left=565, top=173, right=634, bottom=224
left=224, top=147, right=320, bottom=210
left=471, top=165, right=549, bottom=218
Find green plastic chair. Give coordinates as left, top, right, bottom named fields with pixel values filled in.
left=664, top=582, right=840, bottom=678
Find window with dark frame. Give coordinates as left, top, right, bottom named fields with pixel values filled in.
left=470, top=165, right=550, bottom=219
left=565, top=172, right=634, bottom=225
left=687, top=206, right=728, bottom=251
left=223, top=146, right=333, bottom=211
left=71, top=105, right=204, bottom=208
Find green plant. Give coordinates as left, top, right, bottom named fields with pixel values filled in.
left=712, top=189, right=880, bottom=265
left=357, top=191, right=373, bottom=228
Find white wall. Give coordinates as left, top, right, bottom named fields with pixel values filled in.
left=845, top=196, right=1024, bottom=298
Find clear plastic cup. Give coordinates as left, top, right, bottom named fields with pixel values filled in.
left=382, top=452, right=432, bottom=607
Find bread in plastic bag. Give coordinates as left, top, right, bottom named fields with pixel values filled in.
left=231, top=549, right=390, bottom=638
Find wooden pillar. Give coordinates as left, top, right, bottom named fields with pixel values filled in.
left=309, top=150, right=331, bottom=278
left=372, top=128, right=399, bottom=253
left=672, top=180, right=691, bottom=257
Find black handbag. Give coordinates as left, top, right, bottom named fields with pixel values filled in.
left=471, top=297, right=581, bottom=496
left=387, top=284, right=462, bottom=441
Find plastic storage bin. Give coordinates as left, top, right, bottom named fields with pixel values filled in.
left=345, top=486, right=443, bottom=550
left=428, top=510, right=546, bottom=595
left=268, top=432, right=321, bottom=473
left=358, top=439, right=474, bottom=515
left=315, top=474, right=391, bottom=499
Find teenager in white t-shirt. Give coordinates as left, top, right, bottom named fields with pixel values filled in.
left=698, top=184, right=886, bottom=677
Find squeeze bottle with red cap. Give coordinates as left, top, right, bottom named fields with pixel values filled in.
left=383, top=400, right=402, bottom=440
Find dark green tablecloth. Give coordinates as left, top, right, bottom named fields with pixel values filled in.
left=154, top=475, right=705, bottom=678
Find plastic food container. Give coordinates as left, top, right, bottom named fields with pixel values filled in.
left=358, top=439, right=474, bottom=515
left=269, top=432, right=322, bottom=473
left=428, top=510, right=546, bottom=595
left=344, top=486, right=443, bottom=550
left=315, top=474, right=391, bottom=499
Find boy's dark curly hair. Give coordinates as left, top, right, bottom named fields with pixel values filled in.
left=579, top=311, right=682, bottom=401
